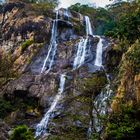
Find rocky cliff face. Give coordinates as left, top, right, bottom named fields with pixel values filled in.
left=0, top=2, right=114, bottom=140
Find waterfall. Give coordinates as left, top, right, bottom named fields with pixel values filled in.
left=64, top=8, right=69, bottom=20
left=73, top=37, right=88, bottom=69
left=41, top=11, right=58, bottom=74
left=73, top=16, right=93, bottom=69
left=93, top=84, right=113, bottom=133
left=85, top=16, right=93, bottom=36
left=94, top=36, right=104, bottom=67
left=35, top=74, right=66, bottom=137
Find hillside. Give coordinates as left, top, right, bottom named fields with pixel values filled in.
left=0, top=0, right=140, bottom=140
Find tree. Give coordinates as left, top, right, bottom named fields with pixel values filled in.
left=22, top=0, right=59, bottom=5
left=105, top=0, right=140, bottom=42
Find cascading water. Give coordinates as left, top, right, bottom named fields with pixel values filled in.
left=41, top=11, right=58, bottom=74
left=94, top=36, right=104, bottom=67
left=35, top=74, right=66, bottom=137
left=93, top=84, right=113, bottom=133
left=73, top=37, right=88, bottom=69
left=85, top=16, right=93, bottom=36
left=88, top=84, right=113, bottom=138
left=64, top=8, right=69, bottom=20
left=37, top=10, right=111, bottom=139
left=73, top=16, right=93, bottom=69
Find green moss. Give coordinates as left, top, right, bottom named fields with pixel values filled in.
left=21, top=39, right=33, bottom=53
left=10, top=125, right=34, bottom=140
left=0, top=98, right=14, bottom=119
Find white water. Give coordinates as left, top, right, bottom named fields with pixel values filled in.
left=41, top=11, right=58, bottom=74
left=93, top=84, right=113, bottom=132
left=35, top=74, right=66, bottom=137
left=73, top=37, right=88, bottom=69
left=94, top=37, right=104, bottom=67
left=73, top=16, right=93, bottom=69
left=85, top=16, right=93, bottom=36
left=64, top=8, right=69, bottom=20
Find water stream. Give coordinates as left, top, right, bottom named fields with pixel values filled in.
left=93, top=84, right=113, bottom=133
left=37, top=11, right=111, bottom=139
left=95, top=36, right=104, bottom=67
left=35, top=74, right=66, bottom=137
left=85, top=16, right=93, bottom=36
left=88, top=83, right=113, bottom=138
left=41, top=11, right=58, bottom=74
left=64, top=8, right=69, bottom=20
left=73, top=16, right=93, bottom=69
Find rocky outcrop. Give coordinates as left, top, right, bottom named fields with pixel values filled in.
left=0, top=2, right=111, bottom=140
left=111, top=40, right=140, bottom=111
left=0, top=120, right=10, bottom=140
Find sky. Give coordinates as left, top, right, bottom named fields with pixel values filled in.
left=58, top=0, right=113, bottom=8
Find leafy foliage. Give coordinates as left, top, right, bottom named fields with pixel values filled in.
left=80, top=73, right=107, bottom=96
left=119, top=40, right=140, bottom=77
left=106, top=40, right=140, bottom=139
left=69, top=3, right=96, bottom=15
left=10, top=125, right=34, bottom=140
left=0, top=53, right=16, bottom=86
left=69, top=1, right=140, bottom=41
left=0, top=98, right=13, bottom=119
left=106, top=105, right=140, bottom=140
left=105, top=1, right=140, bottom=42
left=21, top=39, right=33, bottom=53
left=31, top=2, right=55, bottom=15
left=22, top=0, right=59, bottom=7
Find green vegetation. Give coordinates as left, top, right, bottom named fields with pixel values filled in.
left=0, top=0, right=139, bottom=139
left=105, top=105, right=140, bottom=140
left=10, top=125, right=34, bottom=140
left=105, top=28, right=140, bottom=140
left=21, top=39, right=33, bottom=53
left=0, top=98, right=13, bottom=119
left=31, top=3, right=55, bottom=16
left=0, top=53, right=16, bottom=86
left=69, top=0, right=140, bottom=41
left=80, top=73, right=107, bottom=95
left=105, top=1, right=140, bottom=42
left=0, top=94, right=39, bottom=120
left=22, top=0, right=58, bottom=9
left=120, top=40, right=140, bottom=75
left=69, top=3, right=96, bottom=15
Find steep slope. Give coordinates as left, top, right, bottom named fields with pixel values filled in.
left=0, top=2, right=112, bottom=140
left=2, top=1, right=140, bottom=140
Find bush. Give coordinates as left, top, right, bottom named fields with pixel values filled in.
left=10, top=125, right=34, bottom=140
left=105, top=105, right=140, bottom=140
left=80, top=73, right=107, bottom=95
left=21, top=39, right=33, bottom=53
left=0, top=53, right=16, bottom=85
left=0, top=98, right=13, bottom=119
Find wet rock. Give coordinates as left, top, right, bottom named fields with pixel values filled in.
left=57, top=19, right=73, bottom=28
left=0, top=2, right=111, bottom=139
left=0, top=120, right=10, bottom=140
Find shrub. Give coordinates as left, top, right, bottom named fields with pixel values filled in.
left=0, top=53, right=16, bottom=85
left=21, top=39, right=33, bottom=53
left=105, top=105, right=140, bottom=140
left=0, top=98, right=13, bottom=119
left=10, top=125, right=34, bottom=140
left=80, top=73, right=107, bottom=95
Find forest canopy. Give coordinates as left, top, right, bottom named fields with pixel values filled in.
left=69, top=0, right=140, bottom=42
